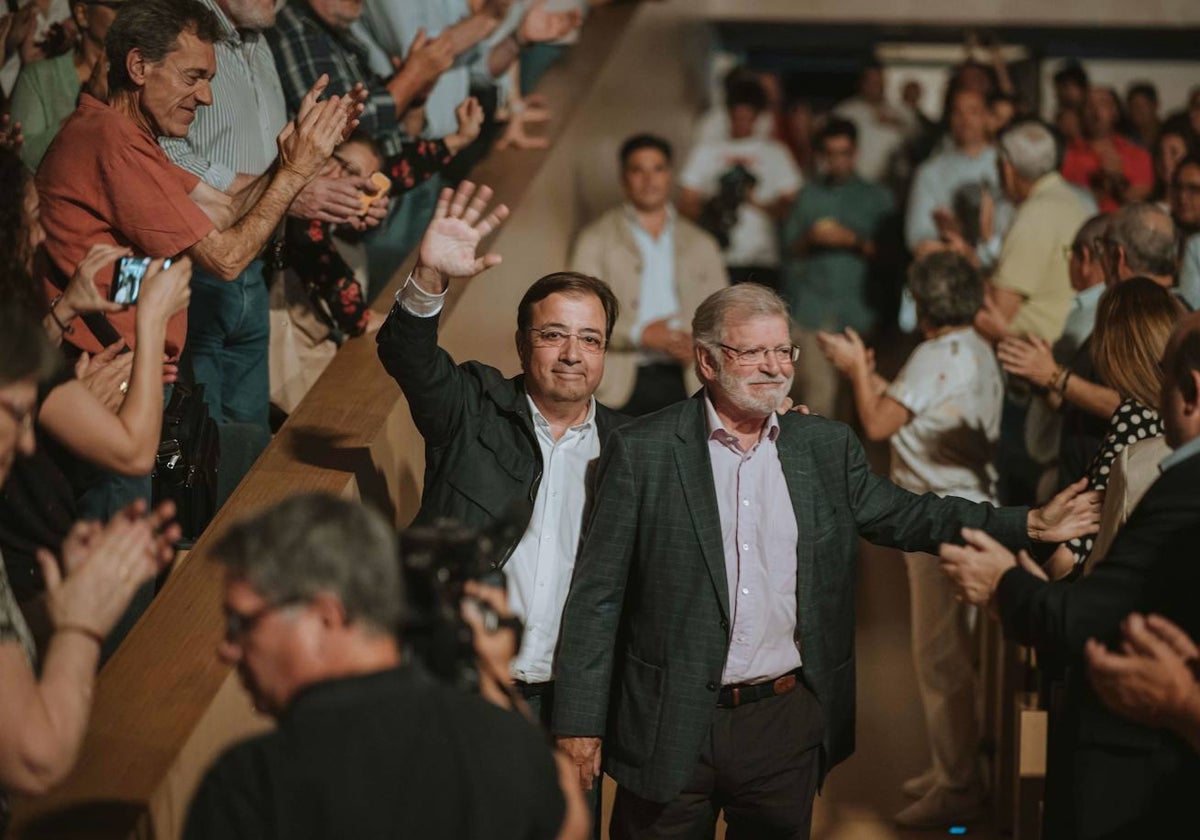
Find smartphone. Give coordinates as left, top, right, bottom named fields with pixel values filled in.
left=111, top=256, right=171, bottom=305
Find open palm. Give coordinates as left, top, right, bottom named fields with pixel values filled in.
left=416, top=182, right=510, bottom=285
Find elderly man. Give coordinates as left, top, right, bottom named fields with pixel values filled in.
left=183, top=493, right=580, bottom=840
left=35, top=0, right=349, bottom=518
left=158, top=0, right=383, bottom=429
left=940, top=311, right=1200, bottom=839
left=1099, top=201, right=1181, bottom=294
left=552, top=284, right=1100, bottom=839
left=571, top=133, right=727, bottom=416
left=974, top=120, right=1091, bottom=343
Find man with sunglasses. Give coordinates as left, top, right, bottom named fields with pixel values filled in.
left=552, top=281, right=1102, bottom=839
left=375, top=180, right=628, bottom=774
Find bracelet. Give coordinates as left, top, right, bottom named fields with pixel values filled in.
left=1058, top=368, right=1073, bottom=396
left=48, top=293, right=74, bottom=335
left=55, top=624, right=105, bottom=647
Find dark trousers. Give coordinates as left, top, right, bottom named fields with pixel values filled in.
left=520, top=682, right=603, bottom=839
left=621, top=363, right=689, bottom=417
left=611, top=682, right=823, bottom=840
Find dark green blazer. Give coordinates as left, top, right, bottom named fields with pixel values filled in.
left=376, top=305, right=628, bottom=561
left=553, top=394, right=1029, bottom=803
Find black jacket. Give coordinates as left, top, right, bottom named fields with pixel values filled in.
left=997, top=448, right=1200, bottom=839
left=377, top=304, right=628, bottom=563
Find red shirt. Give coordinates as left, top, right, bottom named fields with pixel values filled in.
left=37, top=94, right=216, bottom=357
left=1061, top=134, right=1153, bottom=213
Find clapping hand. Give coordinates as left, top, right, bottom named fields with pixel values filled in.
left=279, top=75, right=355, bottom=182
left=816, top=327, right=871, bottom=377
left=445, top=96, right=484, bottom=153
left=74, top=340, right=134, bottom=412
left=0, top=113, right=22, bottom=154
left=1086, top=613, right=1200, bottom=729
left=938, top=528, right=1025, bottom=606
left=413, top=181, right=509, bottom=294
left=518, top=0, right=583, bottom=44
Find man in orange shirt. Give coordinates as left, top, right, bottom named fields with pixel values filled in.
left=1062, top=86, right=1153, bottom=213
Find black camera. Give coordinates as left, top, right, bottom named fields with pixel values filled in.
left=698, top=163, right=758, bottom=250
left=398, top=510, right=526, bottom=693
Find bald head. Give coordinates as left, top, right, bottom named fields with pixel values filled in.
left=1109, top=202, right=1178, bottom=283
left=1161, top=311, right=1200, bottom=449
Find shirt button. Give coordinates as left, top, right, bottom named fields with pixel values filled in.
left=741, top=587, right=750, bottom=595
left=706, top=681, right=717, bottom=691
left=742, top=499, right=749, bottom=506
left=720, top=619, right=729, bottom=631
left=741, top=544, right=749, bottom=551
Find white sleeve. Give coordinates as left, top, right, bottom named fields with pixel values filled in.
left=886, top=342, right=945, bottom=416
left=679, top=145, right=716, bottom=193
left=395, top=272, right=448, bottom=318
left=762, top=143, right=802, bottom=199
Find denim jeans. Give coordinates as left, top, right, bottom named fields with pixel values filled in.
left=184, top=260, right=270, bottom=431
left=365, top=175, right=442, bottom=294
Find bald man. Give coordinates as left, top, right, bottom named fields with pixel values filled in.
left=939, top=311, right=1200, bottom=838
left=1103, top=202, right=1183, bottom=295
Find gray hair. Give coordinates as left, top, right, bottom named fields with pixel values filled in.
left=997, top=120, right=1059, bottom=182
left=1110, top=202, right=1178, bottom=279
left=212, top=494, right=403, bottom=634
left=907, top=251, right=984, bottom=329
left=692, top=283, right=790, bottom=350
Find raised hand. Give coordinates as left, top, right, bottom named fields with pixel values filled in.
left=518, top=0, right=583, bottom=44
left=445, top=96, right=484, bottom=153
left=279, top=94, right=350, bottom=182
left=393, top=28, right=454, bottom=97
left=1028, top=476, right=1102, bottom=543
left=817, top=327, right=869, bottom=376
left=136, top=257, right=193, bottom=324
left=0, top=113, right=22, bottom=153
left=414, top=181, right=509, bottom=293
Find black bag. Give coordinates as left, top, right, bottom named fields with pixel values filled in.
left=153, top=381, right=220, bottom=542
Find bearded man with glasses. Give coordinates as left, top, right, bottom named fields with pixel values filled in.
left=552, top=281, right=1104, bottom=840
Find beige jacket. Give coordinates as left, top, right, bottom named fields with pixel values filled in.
left=570, top=206, right=728, bottom=408
left=1084, top=435, right=1172, bottom=574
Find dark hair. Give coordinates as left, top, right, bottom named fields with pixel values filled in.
left=619, top=134, right=672, bottom=168
left=1174, top=152, right=1200, bottom=184
left=907, top=251, right=984, bottom=329
left=1127, top=82, right=1158, bottom=107
left=212, top=494, right=403, bottom=635
left=1053, top=60, right=1089, bottom=91
left=0, top=151, right=42, bottom=317
left=342, top=130, right=384, bottom=167
left=106, top=0, right=222, bottom=94
left=861, top=58, right=883, bottom=75
left=816, top=117, right=857, bottom=148
left=725, top=75, right=768, bottom=113
left=517, top=272, right=619, bottom=343
left=1170, top=326, right=1200, bottom=403
left=0, top=304, right=60, bottom=388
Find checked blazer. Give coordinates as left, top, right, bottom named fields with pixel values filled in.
left=553, top=393, right=1030, bottom=804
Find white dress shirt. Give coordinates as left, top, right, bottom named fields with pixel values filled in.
left=625, top=205, right=680, bottom=365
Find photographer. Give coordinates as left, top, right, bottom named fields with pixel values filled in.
left=184, top=493, right=585, bottom=840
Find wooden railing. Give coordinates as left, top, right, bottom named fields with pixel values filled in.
left=8, top=3, right=716, bottom=837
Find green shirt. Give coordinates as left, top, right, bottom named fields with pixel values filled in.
left=10, top=52, right=82, bottom=171
left=782, top=174, right=894, bottom=332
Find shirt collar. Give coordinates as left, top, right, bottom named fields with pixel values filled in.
left=623, top=203, right=676, bottom=237
left=703, top=392, right=779, bottom=450
left=526, top=393, right=597, bottom=433
left=1160, top=434, right=1200, bottom=474
left=1074, top=282, right=1106, bottom=309
left=198, top=0, right=241, bottom=43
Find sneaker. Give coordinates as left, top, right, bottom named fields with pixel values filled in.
left=900, top=768, right=937, bottom=800
left=893, top=786, right=984, bottom=829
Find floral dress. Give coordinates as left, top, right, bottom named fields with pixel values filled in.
left=1066, top=398, right=1164, bottom=568
left=286, top=139, right=453, bottom=339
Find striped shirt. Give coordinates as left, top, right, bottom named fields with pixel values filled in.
left=159, top=0, right=287, bottom=190
left=266, top=0, right=403, bottom=157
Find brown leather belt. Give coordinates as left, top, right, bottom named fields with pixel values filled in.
left=717, top=669, right=801, bottom=708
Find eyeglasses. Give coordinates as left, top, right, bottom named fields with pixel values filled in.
left=0, top=397, right=36, bottom=436
left=717, top=343, right=799, bottom=366
left=223, top=598, right=303, bottom=644
left=527, top=327, right=606, bottom=354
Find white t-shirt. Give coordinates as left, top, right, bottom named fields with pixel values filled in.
left=886, top=329, right=1003, bottom=503
left=834, top=96, right=913, bottom=184
left=679, top=136, right=801, bottom=268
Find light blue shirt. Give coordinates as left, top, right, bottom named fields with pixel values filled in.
left=1056, top=282, right=1106, bottom=362
left=904, top=145, right=1011, bottom=252
left=1180, top=234, right=1200, bottom=312
left=625, top=206, right=679, bottom=364
left=1160, top=433, right=1200, bottom=474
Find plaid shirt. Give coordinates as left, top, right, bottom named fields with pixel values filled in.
left=265, top=0, right=404, bottom=156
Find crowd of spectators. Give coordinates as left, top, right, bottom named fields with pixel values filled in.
left=2, top=2, right=1200, bottom=838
